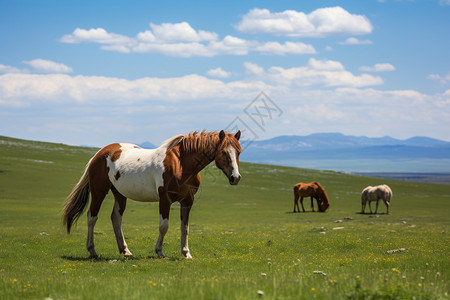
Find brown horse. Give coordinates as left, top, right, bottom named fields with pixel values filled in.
left=63, top=130, right=242, bottom=259
left=293, top=181, right=330, bottom=213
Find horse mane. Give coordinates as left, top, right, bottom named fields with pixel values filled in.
left=160, top=134, right=185, bottom=151
left=180, top=131, right=242, bottom=154
left=314, top=181, right=330, bottom=204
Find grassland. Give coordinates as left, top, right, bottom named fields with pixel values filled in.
left=0, top=136, right=449, bottom=299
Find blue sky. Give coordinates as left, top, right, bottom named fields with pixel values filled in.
left=1, top=0, right=449, bottom=147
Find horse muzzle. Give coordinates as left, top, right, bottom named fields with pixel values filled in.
left=229, top=174, right=241, bottom=185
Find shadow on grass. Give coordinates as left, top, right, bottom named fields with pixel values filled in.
left=286, top=211, right=326, bottom=214
left=356, top=212, right=389, bottom=215
left=61, top=255, right=181, bottom=262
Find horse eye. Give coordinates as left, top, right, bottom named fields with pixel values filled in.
left=222, top=150, right=227, bottom=156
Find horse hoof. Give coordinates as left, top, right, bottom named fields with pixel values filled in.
left=89, top=254, right=99, bottom=260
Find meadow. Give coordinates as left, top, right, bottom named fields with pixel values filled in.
left=0, top=136, right=449, bottom=299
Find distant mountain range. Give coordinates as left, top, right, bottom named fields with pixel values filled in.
left=240, top=133, right=450, bottom=160
left=138, top=133, right=450, bottom=172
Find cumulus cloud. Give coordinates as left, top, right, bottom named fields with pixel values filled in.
left=307, top=58, right=344, bottom=71
left=23, top=59, right=73, bottom=74
left=149, top=22, right=217, bottom=42
left=249, top=58, right=383, bottom=87
left=0, top=64, right=22, bottom=73
left=0, top=72, right=253, bottom=107
left=2, top=64, right=449, bottom=144
left=207, top=67, right=231, bottom=78
left=60, top=28, right=133, bottom=45
left=338, top=37, right=373, bottom=45
left=244, top=62, right=265, bottom=75
left=360, top=63, right=396, bottom=72
left=60, top=22, right=316, bottom=57
left=428, top=72, right=450, bottom=85
left=255, top=41, right=316, bottom=55
left=0, top=58, right=384, bottom=109
left=236, top=7, right=373, bottom=37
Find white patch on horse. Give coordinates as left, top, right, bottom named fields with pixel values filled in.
left=106, top=143, right=166, bottom=202
left=228, top=145, right=241, bottom=184
left=111, top=199, right=132, bottom=256
left=180, top=219, right=192, bottom=259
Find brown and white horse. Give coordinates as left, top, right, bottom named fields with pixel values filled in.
left=293, top=181, right=330, bottom=213
left=361, top=184, right=392, bottom=214
left=63, top=130, right=242, bottom=259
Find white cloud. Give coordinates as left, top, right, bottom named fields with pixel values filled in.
left=0, top=64, right=23, bottom=73
left=0, top=58, right=387, bottom=109
left=307, top=58, right=344, bottom=71
left=60, top=22, right=318, bottom=57
left=360, top=63, right=396, bottom=72
left=209, top=35, right=251, bottom=55
left=255, top=41, right=316, bottom=55
left=244, top=62, right=265, bottom=75
left=338, top=37, right=373, bottom=45
left=439, top=0, right=450, bottom=6
left=23, top=59, right=73, bottom=73
left=236, top=7, right=373, bottom=37
left=428, top=72, right=450, bottom=85
left=263, top=58, right=383, bottom=87
left=133, top=42, right=213, bottom=57
left=2, top=66, right=450, bottom=145
left=60, top=28, right=134, bottom=45
left=207, top=67, right=231, bottom=78
left=0, top=73, right=249, bottom=107
left=149, top=22, right=217, bottom=42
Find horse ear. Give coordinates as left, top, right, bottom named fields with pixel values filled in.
left=219, top=130, right=226, bottom=141
left=234, top=130, right=241, bottom=141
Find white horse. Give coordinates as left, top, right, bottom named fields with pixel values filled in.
left=361, top=184, right=393, bottom=214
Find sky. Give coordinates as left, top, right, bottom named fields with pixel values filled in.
left=1, top=0, right=450, bottom=147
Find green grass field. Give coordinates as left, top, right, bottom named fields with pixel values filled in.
left=1, top=136, right=449, bottom=299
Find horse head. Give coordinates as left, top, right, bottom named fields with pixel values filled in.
left=214, top=130, right=242, bottom=185
left=314, top=182, right=330, bottom=212
left=318, top=197, right=330, bottom=212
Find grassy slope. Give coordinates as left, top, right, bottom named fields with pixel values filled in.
left=0, top=136, right=449, bottom=299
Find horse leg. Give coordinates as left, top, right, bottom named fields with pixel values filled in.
left=384, top=199, right=390, bottom=214
left=311, top=197, right=315, bottom=212
left=375, top=199, right=380, bottom=214
left=155, top=192, right=171, bottom=258
left=300, top=197, right=306, bottom=212
left=293, top=193, right=299, bottom=213
left=385, top=201, right=390, bottom=214
left=180, top=200, right=193, bottom=259
left=86, top=210, right=99, bottom=259
left=368, top=201, right=373, bottom=214
left=110, top=187, right=132, bottom=257
left=86, top=182, right=110, bottom=259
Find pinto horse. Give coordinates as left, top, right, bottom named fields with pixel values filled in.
left=63, top=130, right=242, bottom=259
left=293, top=181, right=330, bottom=213
left=361, top=184, right=392, bottom=214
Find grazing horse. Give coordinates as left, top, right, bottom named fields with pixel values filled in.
left=361, top=184, right=393, bottom=214
left=293, top=181, right=330, bottom=213
left=63, top=130, right=242, bottom=259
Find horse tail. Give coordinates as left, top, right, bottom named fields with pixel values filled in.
left=383, top=184, right=393, bottom=202
left=63, top=162, right=91, bottom=234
